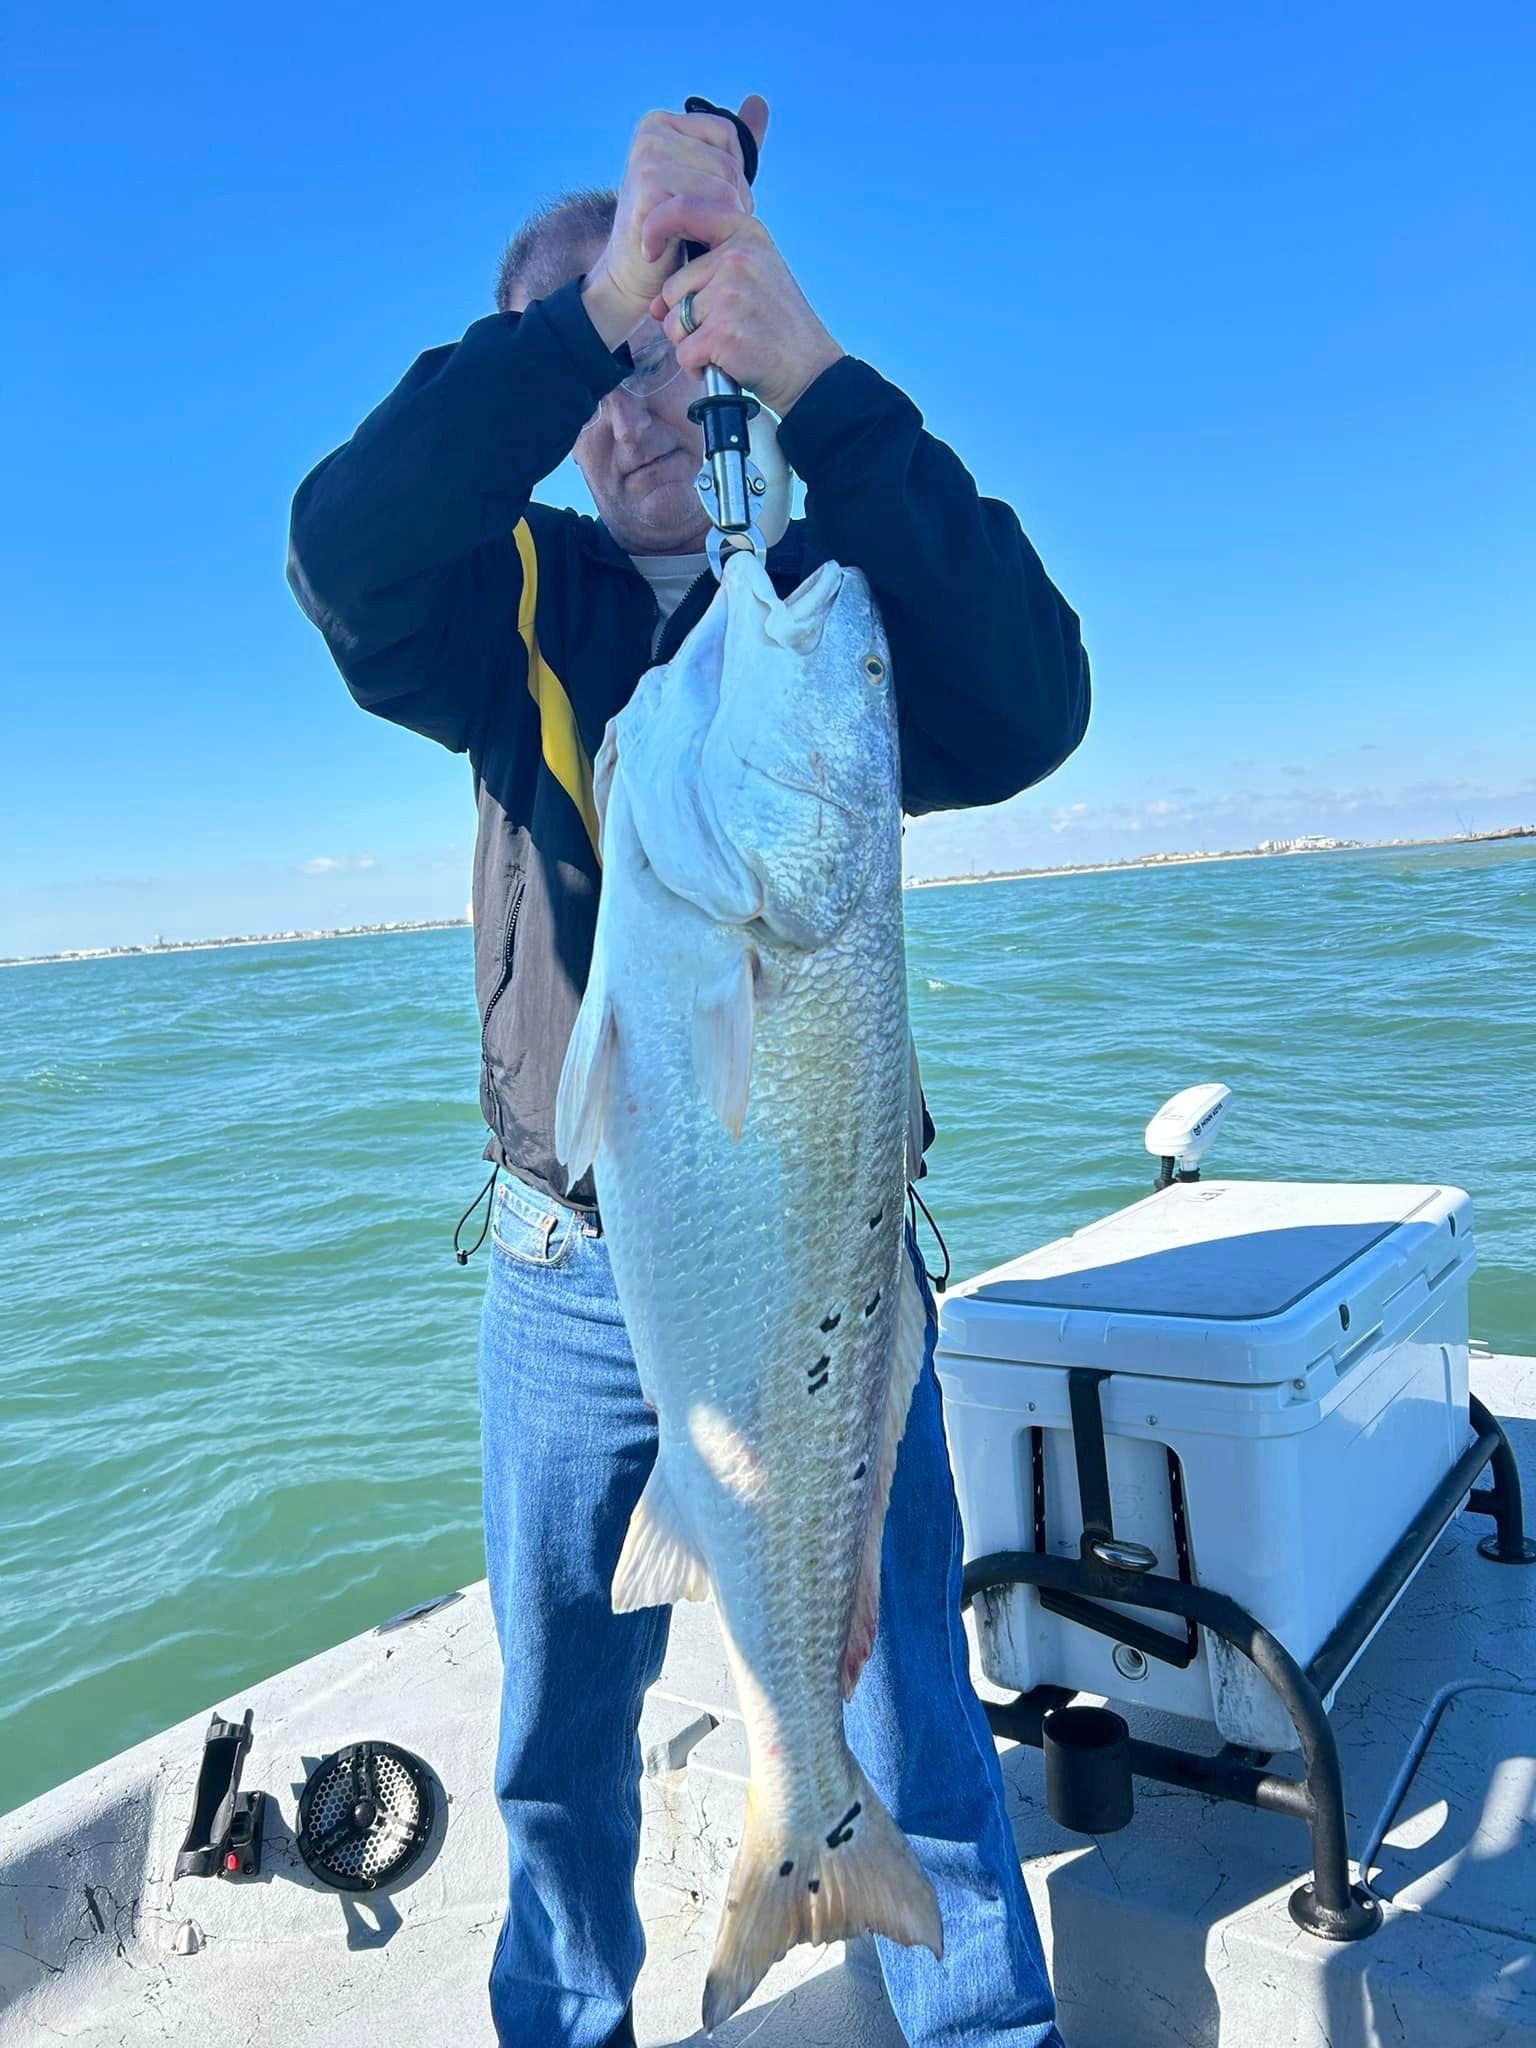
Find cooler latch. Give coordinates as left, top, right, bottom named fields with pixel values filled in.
left=1033, top=1370, right=1199, bottom=1671
left=1068, top=1370, right=1159, bottom=1572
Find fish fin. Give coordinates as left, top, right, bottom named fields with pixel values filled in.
left=906, top=1034, right=926, bottom=1184
left=702, top=1760, right=942, bottom=2032
left=592, top=718, right=620, bottom=838
left=553, top=982, right=618, bottom=1180
left=611, top=1455, right=711, bottom=1613
left=841, top=1248, right=931, bottom=1698
left=691, top=947, right=757, bottom=1140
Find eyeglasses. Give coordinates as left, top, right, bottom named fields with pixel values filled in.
left=584, top=316, right=686, bottom=430
left=617, top=315, right=683, bottom=400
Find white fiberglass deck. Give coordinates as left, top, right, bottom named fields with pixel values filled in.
left=2, top=1350, right=1533, bottom=2048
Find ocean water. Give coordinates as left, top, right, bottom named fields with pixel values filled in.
left=2, top=838, right=1533, bottom=1817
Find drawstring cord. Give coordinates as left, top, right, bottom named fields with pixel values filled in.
left=458, top=1160, right=945, bottom=1285
left=453, top=1166, right=498, bottom=1266
left=907, top=1180, right=951, bottom=1294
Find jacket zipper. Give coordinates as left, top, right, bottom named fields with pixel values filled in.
left=653, top=567, right=716, bottom=667
left=479, top=870, right=527, bottom=1074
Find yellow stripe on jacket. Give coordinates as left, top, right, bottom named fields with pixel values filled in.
left=513, top=520, right=600, bottom=858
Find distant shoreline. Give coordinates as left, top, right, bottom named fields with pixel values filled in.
left=6, top=826, right=1533, bottom=966
left=902, top=827, right=1535, bottom=892
left=0, top=919, right=471, bottom=971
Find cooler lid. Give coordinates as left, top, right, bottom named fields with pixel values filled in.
left=939, top=1180, right=1472, bottom=1385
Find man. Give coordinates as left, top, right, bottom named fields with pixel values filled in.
left=289, top=97, right=1087, bottom=2048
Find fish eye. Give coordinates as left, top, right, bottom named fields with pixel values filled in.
left=862, top=655, right=886, bottom=686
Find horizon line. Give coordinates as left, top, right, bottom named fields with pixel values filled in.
left=6, top=824, right=1533, bottom=968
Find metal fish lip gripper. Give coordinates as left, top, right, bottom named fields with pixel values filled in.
left=681, top=95, right=768, bottom=579
left=692, top=361, right=765, bottom=580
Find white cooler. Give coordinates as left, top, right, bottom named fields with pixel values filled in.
left=936, top=1178, right=1476, bottom=1752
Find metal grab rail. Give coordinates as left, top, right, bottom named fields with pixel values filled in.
left=962, top=1394, right=1532, bottom=1939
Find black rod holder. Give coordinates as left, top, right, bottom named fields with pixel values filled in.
left=174, top=1708, right=255, bottom=1880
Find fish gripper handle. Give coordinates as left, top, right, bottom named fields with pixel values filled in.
left=688, top=385, right=761, bottom=453
left=677, top=94, right=758, bottom=269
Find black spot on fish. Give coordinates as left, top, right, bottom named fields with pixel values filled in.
left=869, top=1207, right=883, bottom=1227
left=864, top=1291, right=881, bottom=1317
left=808, top=1878, right=820, bottom=1894
left=820, top=1312, right=841, bottom=1333
left=779, top=1860, right=794, bottom=1877
left=854, top=1461, right=867, bottom=1480
left=807, top=1371, right=830, bottom=1395
left=826, top=1801, right=861, bottom=1849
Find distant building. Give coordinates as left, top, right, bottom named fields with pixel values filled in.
left=1258, top=835, right=1357, bottom=854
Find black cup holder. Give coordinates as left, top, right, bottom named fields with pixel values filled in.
left=1042, top=1704, right=1134, bottom=1834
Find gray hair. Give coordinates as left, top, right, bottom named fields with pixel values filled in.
left=495, top=188, right=618, bottom=313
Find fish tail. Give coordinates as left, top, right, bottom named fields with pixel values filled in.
left=701, top=1765, right=942, bottom=2032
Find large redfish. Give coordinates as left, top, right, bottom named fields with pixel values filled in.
left=555, top=549, right=941, bottom=2028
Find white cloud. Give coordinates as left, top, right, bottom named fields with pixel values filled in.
left=1047, top=795, right=1203, bottom=835
left=1048, top=802, right=1091, bottom=832
left=297, top=854, right=379, bottom=877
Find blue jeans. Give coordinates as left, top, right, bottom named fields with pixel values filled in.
left=478, top=1172, right=1062, bottom=2048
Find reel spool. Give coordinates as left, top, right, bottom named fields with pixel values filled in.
left=296, top=1740, right=435, bottom=1892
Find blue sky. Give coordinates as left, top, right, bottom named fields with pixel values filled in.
left=3, top=2, right=1531, bottom=954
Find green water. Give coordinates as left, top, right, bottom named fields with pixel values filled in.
left=2, top=839, right=1533, bottom=1816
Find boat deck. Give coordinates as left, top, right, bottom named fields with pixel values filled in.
left=2, top=1350, right=1533, bottom=2047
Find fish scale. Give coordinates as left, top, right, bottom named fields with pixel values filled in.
left=555, top=549, right=942, bottom=2028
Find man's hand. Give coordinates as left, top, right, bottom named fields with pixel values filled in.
left=583, top=99, right=768, bottom=345
left=648, top=214, right=845, bottom=418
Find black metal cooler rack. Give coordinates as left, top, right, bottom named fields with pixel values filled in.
left=960, top=1367, right=1535, bottom=1940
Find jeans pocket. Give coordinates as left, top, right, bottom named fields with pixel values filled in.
left=490, top=1185, right=583, bottom=1268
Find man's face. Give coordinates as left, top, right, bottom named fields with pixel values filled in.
left=560, top=244, right=710, bottom=556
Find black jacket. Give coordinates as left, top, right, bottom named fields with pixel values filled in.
left=287, top=274, right=1090, bottom=1210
